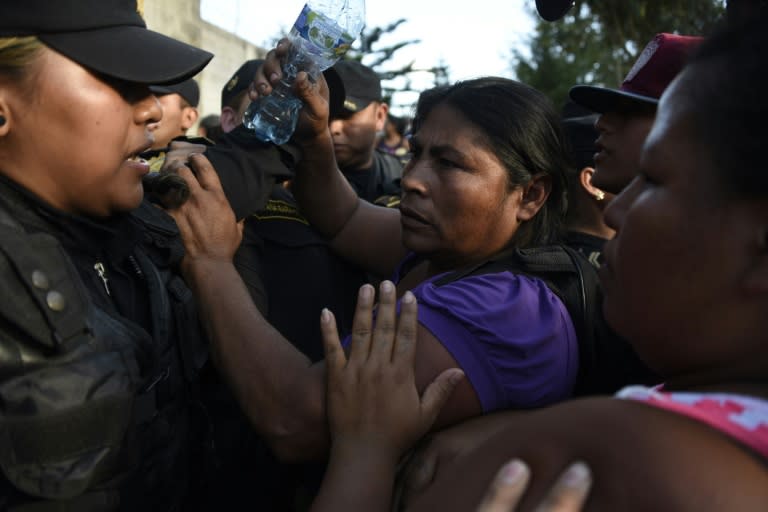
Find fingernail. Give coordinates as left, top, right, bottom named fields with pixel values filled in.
left=500, top=459, right=528, bottom=485
left=449, top=369, right=464, bottom=384
left=381, top=280, right=394, bottom=294
left=402, top=290, right=415, bottom=304
left=269, top=72, right=279, bottom=83
left=258, top=83, right=268, bottom=94
left=321, top=308, right=331, bottom=324
left=359, top=284, right=374, bottom=301
left=562, top=462, right=591, bottom=487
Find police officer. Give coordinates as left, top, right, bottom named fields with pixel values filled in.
left=0, top=2, right=230, bottom=510
left=328, top=60, right=404, bottom=207
left=218, top=59, right=370, bottom=359
left=149, top=78, right=201, bottom=150
left=212, top=57, right=371, bottom=509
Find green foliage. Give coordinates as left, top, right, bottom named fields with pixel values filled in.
left=513, top=0, right=726, bottom=110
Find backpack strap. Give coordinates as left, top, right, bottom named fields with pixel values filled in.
left=432, top=244, right=655, bottom=395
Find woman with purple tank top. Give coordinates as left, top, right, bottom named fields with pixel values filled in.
left=169, top=56, right=579, bottom=465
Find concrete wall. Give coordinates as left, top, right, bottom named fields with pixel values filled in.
left=142, top=0, right=267, bottom=130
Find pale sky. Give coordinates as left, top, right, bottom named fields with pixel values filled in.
left=200, top=0, right=538, bottom=114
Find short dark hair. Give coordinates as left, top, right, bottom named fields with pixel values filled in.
left=680, top=13, right=768, bottom=199
left=411, top=77, right=570, bottom=248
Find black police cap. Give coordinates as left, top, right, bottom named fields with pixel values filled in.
left=151, top=79, right=200, bottom=107
left=0, top=0, right=212, bottom=85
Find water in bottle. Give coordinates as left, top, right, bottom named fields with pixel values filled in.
left=243, top=0, right=366, bottom=144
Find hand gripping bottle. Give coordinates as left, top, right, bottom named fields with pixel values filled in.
left=243, top=0, right=366, bottom=144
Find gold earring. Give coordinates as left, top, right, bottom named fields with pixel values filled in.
left=594, top=190, right=605, bottom=201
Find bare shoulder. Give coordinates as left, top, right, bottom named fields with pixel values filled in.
left=406, top=396, right=768, bottom=511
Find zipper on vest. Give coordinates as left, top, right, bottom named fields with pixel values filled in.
left=128, top=255, right=144, bottom=279
left=94, top=261, right=111, bottom=296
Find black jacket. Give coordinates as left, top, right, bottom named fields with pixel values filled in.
left=0, top=178, right=210, bottom=511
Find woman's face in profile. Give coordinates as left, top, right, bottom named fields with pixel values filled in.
left=397, top=103, right=525, bottom=268
left=599, top=75, right=767, bottom=376
left=0, top=47, right=160, bottom=217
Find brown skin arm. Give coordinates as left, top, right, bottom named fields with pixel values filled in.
left=167, top=156, right=483, bottom=463
left=398, top=409, right=529, bottom=507
left=405, top=397, right=768, bottom=511
left=251, top=42, right=406, bottom=277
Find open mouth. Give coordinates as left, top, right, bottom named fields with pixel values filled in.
left=127, top=155, right=149, bottom=164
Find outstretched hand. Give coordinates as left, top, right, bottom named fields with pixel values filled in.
left=321, top=281, right=465, bottom=461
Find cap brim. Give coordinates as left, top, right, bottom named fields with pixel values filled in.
left=149, top=85, right=175, bottom=95
left=322, top=67, right=346, bottom=118
left=340, top=96, right=374, bottom=114
left=40, top=25, right=212, bottom=85
left=569, top=85, right=658, bottom=114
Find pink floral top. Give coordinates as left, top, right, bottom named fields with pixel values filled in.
left=617, top=385, right=768, bottom=460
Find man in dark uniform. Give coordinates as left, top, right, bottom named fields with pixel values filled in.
left=204, top=59, right=370, bottom=510
left=216, top=59, right=371, bottom=359
left=148, top=78, right=200, bottom=151
left=329, top=60, right=404, bottom=207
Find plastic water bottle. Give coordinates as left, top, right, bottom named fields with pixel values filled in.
left=243, top=0, right=366, bottom=144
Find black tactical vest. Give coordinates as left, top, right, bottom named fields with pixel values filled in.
left=0, top=188, right=209, bottom=511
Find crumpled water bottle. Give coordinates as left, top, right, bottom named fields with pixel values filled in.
left=243, top=0, right=366, bottom=144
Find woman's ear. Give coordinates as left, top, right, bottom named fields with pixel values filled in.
left=516, top=174, right=552, bottom=222
left=579, top=167, right=607, bottom=201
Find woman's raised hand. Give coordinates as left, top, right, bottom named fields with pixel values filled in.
left=248, top=39, right=332, bottom=145
left=322, top=281, right=465, bottom=460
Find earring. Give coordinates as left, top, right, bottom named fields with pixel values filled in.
left=0, top=115, right=6, bottom=127
left=594, top=189, right=605, bottom=201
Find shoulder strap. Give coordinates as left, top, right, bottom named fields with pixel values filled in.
left=0, top=200, right=91, bottom=350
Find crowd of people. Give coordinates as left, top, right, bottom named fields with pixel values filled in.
left=0, top=0, right=766, bottom=510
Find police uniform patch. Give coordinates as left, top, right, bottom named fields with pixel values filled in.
left=226, top=75, right=239, bottom=93
left=253, top=199, right=309, bottom=225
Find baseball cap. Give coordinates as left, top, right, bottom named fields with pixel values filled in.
left=221, top=58, right=346, bottom=117
left=562, top=114, right=599, bottom=171
left=0, top=0, right=213, bottom=85
left=150, top=79, right=200, bottom=107
left=330, top=60, right=382, bottom=114
left=569, top=33, right=703, bottom=114
left=221, top=59, right=264, bottom=109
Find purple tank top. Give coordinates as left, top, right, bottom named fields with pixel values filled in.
left=344, top=256, right=578, bottom=412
